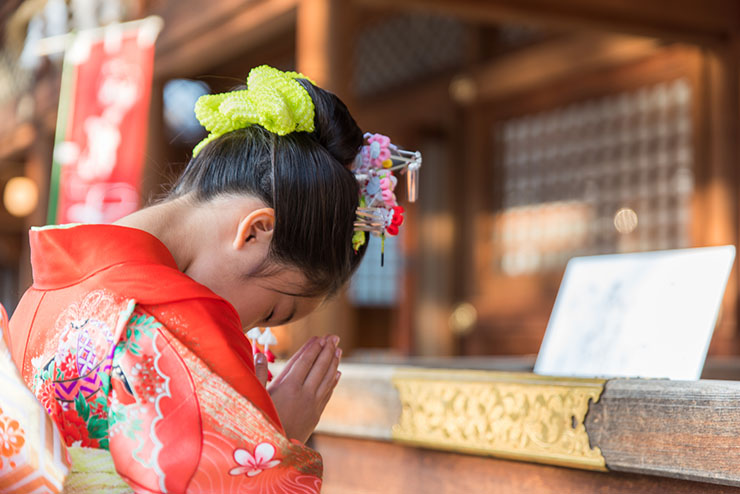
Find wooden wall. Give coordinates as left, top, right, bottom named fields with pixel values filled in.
left=4, top=0, right=740, bottom=359
left=314, top=435, right=740, bottom=494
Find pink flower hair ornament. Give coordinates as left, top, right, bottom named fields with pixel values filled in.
left=352, top=133, right=421, bottom=264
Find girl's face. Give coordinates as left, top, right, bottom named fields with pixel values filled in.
left=194, top=261, right=323, bottom=329
left=182, top=195, right=323, bottom=329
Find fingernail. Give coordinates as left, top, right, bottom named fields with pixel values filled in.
left=335, top=371, right=342, bottom=381
left=330, top=335, right=340, bottom=347
left=255, top=353, right=266, bottom=364
left=319, top=336, right=326, bottom=347
left=335, top=348, right=342, bottom=359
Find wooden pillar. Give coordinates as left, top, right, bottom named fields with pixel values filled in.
left=695, top=44, right=740, bottom=353
left=296, top=0, right=354, bottom=100
left=296, top=0, right=332, bottom=87
left=413, top=134, right=456, bottom=357
left=732, top=35, right=740, bottom=354
left=289, top=0, right=358, bottom=355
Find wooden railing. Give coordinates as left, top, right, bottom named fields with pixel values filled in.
left=284, top=359, right=740, bottom=493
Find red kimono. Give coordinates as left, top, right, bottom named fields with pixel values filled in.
left=8, top=224, right=322, bottom=493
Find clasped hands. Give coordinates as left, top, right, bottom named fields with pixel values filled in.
left=254, top=336, right=342, bottom=443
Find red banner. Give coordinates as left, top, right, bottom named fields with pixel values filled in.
left=49, top=21, right=160, bottom=224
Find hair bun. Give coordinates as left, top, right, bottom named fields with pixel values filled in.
left=193, top=66, right=316, bottom=156
left=297, top=80, right=363, bottom=169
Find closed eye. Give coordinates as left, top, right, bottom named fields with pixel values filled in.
left=265, top=308, right=275, bottom=323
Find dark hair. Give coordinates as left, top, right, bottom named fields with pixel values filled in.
left=169, top=80, right=368, bottom=297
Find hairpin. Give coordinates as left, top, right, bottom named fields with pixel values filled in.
left=352, top=133, right=421, bottom=265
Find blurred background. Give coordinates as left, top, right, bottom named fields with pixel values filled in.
left=1, top=0, right=740, bottom=365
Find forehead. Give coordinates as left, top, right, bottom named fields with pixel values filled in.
left=257, top=267, right=325, bottom=308
left=256, top=265, right=310, bottom=293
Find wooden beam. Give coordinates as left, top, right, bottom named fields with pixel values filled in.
left=454, top=33, right=663, bottom=105
left=586, top=379, right=740, bottom=486
left=352, top=0, right=740, bottom=46
left=352, top=75, right=456, bottom=137
left=153, top=0, right=298, bottom=78
left=153, top=0, right=262, bottom=54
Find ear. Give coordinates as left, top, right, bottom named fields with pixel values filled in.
left=233, top=207, right=275, bottom=250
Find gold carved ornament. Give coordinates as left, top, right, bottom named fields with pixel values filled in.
left=391, top=369, right=607, bottom=471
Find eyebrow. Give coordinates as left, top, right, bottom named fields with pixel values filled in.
left=275, top=300, right=297, bottom=325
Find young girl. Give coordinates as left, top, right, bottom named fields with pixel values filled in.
left=6, top=66, right=417, bottom=493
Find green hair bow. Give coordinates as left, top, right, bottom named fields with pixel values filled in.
left=192, top=65, right=316, bottom=156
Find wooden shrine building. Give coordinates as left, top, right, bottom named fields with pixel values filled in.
left=2, top=0, right=740, bottom=492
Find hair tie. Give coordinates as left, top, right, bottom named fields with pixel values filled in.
left=192, top=65, right=316, bottom=156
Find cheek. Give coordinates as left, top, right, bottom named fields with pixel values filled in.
left=187, top=264, right=266, bottom=327
left=291, top=297, right=323, bottom=323
left=230, top=285, right=274, bottom=328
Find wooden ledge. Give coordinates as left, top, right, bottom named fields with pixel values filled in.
left=281, top=361, right=740, bottom=487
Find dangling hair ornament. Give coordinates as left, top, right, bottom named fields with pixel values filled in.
left=352, top=132, right=422, bottom=265
left=247, top=327, right=277, bottom=382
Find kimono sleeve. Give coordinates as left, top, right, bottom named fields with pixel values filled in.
left=108, top=307, right=323, bottom=494
left=0, top=303, right=71, bottom=493
left=142, top=296, right=282, bottom=429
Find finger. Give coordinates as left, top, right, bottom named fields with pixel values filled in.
left=316, top=348, right=341, bottom=398
left=304, top=339, right=339, bottom=392
left=285, top=337, right=324, bottom=384
left=319, top=371, right=341, bottom=410
left=272, top=337, right=319, bottom=387
left=283, top=337, right=319, bottom=372
left=254, top=353, right=268, bottom=387
left=295, top=336, right=322, bottom=364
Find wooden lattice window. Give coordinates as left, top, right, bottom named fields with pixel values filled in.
left=493, top=78, right=693, bottom=275
left=353, top=14, right=466, bottom=97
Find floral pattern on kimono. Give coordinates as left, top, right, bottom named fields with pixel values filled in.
left=29, top=291, right=322, bottom=493
left=30, top=290, right=129, bottom=451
